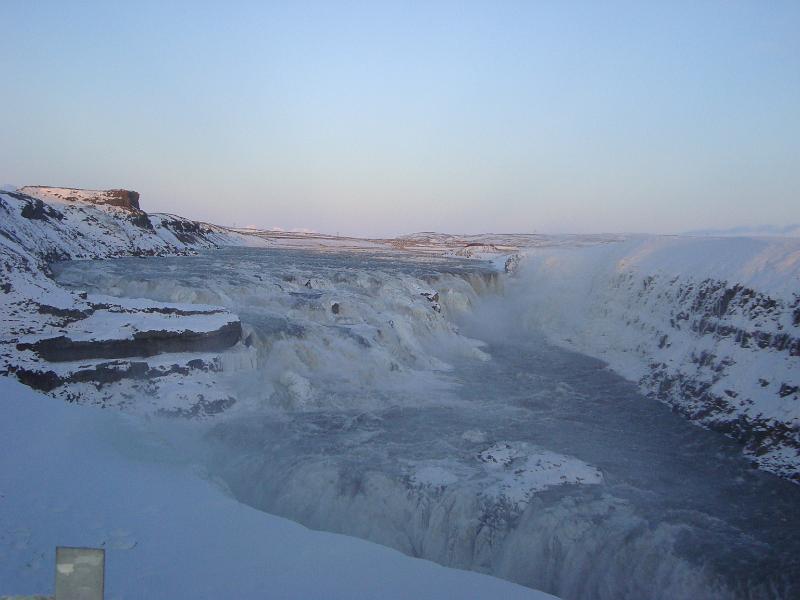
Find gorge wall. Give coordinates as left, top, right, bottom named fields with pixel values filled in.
left=511, top=237, right=800, bottom=481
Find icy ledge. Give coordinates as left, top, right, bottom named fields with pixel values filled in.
left=0, top=377, right=554, bottom=600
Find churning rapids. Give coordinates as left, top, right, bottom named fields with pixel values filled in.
left=54, top=247, right=800, bottom=600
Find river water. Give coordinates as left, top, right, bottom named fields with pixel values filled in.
left=54, top=247, right=800, bottom=600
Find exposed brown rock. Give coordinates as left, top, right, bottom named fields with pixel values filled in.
left=105, top=189, right=140, bottom=210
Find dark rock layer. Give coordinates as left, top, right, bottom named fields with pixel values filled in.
left=17, top=321, right=242, bottom=362
left=13, top=357, right=217, bottom=393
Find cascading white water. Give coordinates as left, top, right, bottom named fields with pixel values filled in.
left=53, top=247, right=800, bottom=600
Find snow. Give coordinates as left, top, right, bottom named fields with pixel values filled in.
left=18, top=186, right=129, bottom=205
left=0, top=377, right=553, bottom=600
left=251, top=232, right=388, bottom=250
left=607, top=235, right=800, bottom=300
left=477, top=442, right=604, bottom=503
left=19, top=307, right=237, bottom=345
left=405, top=443, right=604, bottom=505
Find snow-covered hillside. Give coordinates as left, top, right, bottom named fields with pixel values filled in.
left=510, top=236, right=800, bottom=480
left=10, top=186, right=266, bottom=259
left=0, top=187, right=268, bottom=414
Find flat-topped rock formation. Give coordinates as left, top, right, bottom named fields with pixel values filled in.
left=19, top=186, right=141, bottom=210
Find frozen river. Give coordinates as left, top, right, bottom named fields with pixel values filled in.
left=54, top=247, right=800, bottom=600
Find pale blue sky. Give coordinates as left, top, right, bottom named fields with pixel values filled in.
left=1, top=1, right=798, bottom=236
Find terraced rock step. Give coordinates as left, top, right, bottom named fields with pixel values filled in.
left=18, top=320, right=242, bottom=362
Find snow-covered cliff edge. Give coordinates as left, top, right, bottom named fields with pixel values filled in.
left=512, top=237, right=800, bottom=481
left=0, top=187, right=265, bottom=410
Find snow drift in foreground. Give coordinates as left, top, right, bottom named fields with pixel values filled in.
left=507, top=236, right=800, bottom=480
left=0, top=377, right=551, bottom=600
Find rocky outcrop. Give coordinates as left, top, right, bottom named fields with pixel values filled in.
left=420, top=290, right=442, bottom=312
left=19, top=186, right=140, bottom=210
left=504, top=254, right=521, bottom=274
left=105, top=189, right=140, bottom=210
left=17, top=321, right=242, bottom=362
left=157, top=394, right=236, bottom=418
left=19, top=197, right=64, bottom=221
left=12, top=357, right=217, bottom=393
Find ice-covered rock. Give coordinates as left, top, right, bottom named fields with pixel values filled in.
left=477, top=442, right=604, bottom=505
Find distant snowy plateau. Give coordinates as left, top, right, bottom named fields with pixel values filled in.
left=1, top=186, right=798, bottom=599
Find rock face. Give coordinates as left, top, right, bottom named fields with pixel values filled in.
left=105, top=189, right=140, bottom=210
left=14, top=356, right=218, bottom=393
left=634, top=277, right=800, bottom=478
